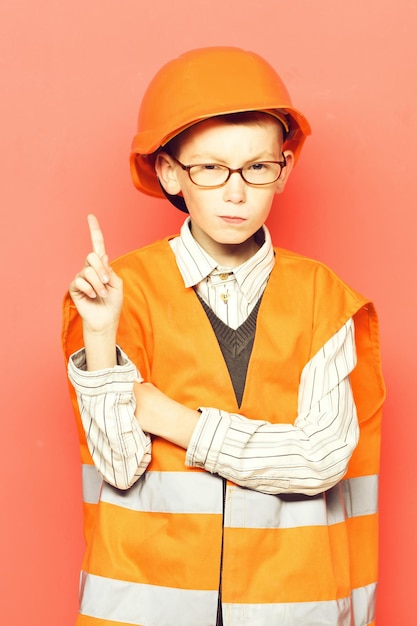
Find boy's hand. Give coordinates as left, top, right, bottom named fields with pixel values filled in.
left=69, top=214, right=123, bottom=335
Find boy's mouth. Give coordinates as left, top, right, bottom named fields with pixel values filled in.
left=219, top=216, right=246, bottom=225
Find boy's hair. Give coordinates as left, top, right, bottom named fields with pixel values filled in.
left=162, top=111, right=288, bottom=160
left=129, top=47, right=311, bottom=209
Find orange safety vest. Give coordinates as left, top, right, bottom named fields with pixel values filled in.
left=62, top=238, right=385, bottom=626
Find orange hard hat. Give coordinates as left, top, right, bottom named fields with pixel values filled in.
left=130, top=46, right=311, bottom=204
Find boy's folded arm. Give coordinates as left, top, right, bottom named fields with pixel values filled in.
left=131, top=320, right=358, bottom=496
left=68, top=346, right=152, bottom=490
left=186, top=320, right=358, bottom=496
left=186, top=381, right=357, bottom=496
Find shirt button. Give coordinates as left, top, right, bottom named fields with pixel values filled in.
left=219, top=273, right=230, bottom=280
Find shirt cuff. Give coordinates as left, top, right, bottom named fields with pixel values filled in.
left=185, top=407, right=231, bottom=473
left=68, top=346, right=143, bottom=395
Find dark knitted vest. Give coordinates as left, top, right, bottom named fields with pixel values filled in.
left=195, top=293, right=263, bottom=407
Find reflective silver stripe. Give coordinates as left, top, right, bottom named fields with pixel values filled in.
left=341, top=474, right=379, bottom=517
left=352, top=582, right=377, bottom=625
left=101, top=469, right=224, bottom=514
left=80, top=572, right=218, bottom=626
left=225, top=475, right=378, bottom=529
left=82, top=464, right=102, bottom=504
left=223, top=583, right=376, bottom=625
left=79, top=572, right=376, bottom=626
left=82, top=466, right=378, bottom=527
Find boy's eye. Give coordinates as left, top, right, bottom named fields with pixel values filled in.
left=248, top=162, right=269, bottom=171
left=200, top=164, right=223, bottom=171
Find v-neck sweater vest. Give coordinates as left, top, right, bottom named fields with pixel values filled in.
left=196, top=291, right=262, bottom=407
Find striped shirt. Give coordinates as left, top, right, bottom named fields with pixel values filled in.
left=170, top=218, right=274, bottom=330
left=68, top=219, right=358, bottom=494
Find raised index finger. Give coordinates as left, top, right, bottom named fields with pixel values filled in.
left=87, top=214, right=107, bottom=258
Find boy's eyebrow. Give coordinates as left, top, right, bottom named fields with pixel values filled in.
left=183, top=151, right=279, bottom=164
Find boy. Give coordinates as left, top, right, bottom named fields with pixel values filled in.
left=62, top=47, right=385, bottom=626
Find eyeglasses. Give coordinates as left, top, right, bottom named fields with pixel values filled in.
left=171, top=154, right=287, bottom=188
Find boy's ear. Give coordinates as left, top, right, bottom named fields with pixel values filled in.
left=275, top=150, right=295, bottom=195
left=155, top=152, right=182, bottom=195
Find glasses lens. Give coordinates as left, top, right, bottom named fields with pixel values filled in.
left=189, top=164, right=229, bottom=187
left=243, top=162, right=281, bottom=185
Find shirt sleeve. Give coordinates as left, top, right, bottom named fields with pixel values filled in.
left=68, top=346, right=152, bottom=490
left=186, top=319, right=359, bottom=496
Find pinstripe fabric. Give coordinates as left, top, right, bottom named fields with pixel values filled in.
left=68, top=348, right=151, bottom=490
left=170, top=218, right=274, bottom=329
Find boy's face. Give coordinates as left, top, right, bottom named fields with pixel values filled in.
left=156, top=116, right=293, bottom=264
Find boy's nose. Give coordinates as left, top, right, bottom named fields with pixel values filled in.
left=223, top=171, right=247, bottom=203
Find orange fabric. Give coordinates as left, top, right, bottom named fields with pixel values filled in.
left=86, top=505, right=222, bottom=589
left=62, top=238, right=384, bottom=610
left=346, top=515, right=380, bottom=589
left=223, top=524, right=351, bottom=603
left=76, top=618, right=132, bottom=626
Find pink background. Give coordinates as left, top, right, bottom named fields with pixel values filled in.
left=1, top=1, right=415, bottom=623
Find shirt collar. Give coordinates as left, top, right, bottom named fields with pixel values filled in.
left=172, top=217, right=275, bottom=299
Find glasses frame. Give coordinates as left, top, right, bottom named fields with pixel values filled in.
left=171, top=154, right=287, bottom=188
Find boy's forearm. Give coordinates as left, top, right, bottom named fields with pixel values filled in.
left=149, top=405, right=199, bottom=450
left=83, top=324, right=118, bottom=371
left=134, top=381, right=200, bottom=449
